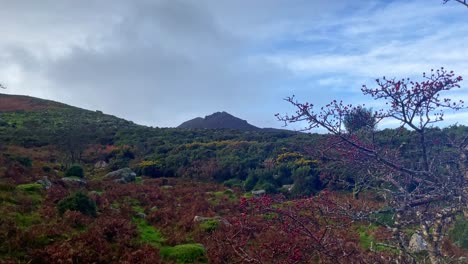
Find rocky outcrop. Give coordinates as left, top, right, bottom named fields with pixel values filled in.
left=252, top=189, right=266, bottom=197
left=36, top=176, right=52, bottom=189
left=61, top=177, right=87, bottom=187
left=94, top=161, right=108, bottom=169
left=193, top=216, right=231, bottom=226
left=105, top=168, right=136, bottom=183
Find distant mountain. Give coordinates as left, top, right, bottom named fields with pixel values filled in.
left=178, top=111, right=260, bottom=130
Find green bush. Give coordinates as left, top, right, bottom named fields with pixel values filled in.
left=160, top=244, right=207, bottom=264
left=65, top=164, right=84, bottom=178
left=57, top=192, right=97, bottom=217
left=16, top=156, right=33, bottom=167
left=223, top=178, right=242, bottom=188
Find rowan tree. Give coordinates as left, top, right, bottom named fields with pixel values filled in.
left=277, top=68, right=467, bottom=263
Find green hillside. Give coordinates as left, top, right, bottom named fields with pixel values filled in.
left=0, top=93, right=466, bottom=263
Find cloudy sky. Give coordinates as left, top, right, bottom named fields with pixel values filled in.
left=1, top=0, right=467, bottom=129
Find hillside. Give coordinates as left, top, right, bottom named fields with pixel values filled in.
left=0, top=93, right=467, bottom=263
left=0, top=93, right=69, bottom=111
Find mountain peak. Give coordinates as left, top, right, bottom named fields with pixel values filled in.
left=177, top=111, right=259, bottom=130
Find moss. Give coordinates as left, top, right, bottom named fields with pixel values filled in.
left=160, top=244, right=207, bottom=264
left=133, top=218, right=165, bottom=247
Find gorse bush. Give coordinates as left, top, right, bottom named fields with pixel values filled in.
left=57, top=192, right=97, bottom=217
left=65, top=165, right=84, bottom=178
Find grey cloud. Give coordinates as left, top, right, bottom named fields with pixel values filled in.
left=4, top=0, right=461, bottom=129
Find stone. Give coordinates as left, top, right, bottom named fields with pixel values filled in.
left=105, top=168, right=136, bottom=183
left=61, top=177, right=87, bottom=187
left=94, top=161, right=108, bottom=169
left=193, top=216, right=231, bottom=226
left=408, top=233, right=428, bottom=253
left=36, top=176, right=52, bottom=189
left=252, top=189, right=266, bottom=197
left=282, top=184, right=294, bottom=192
left=135, top=212, right=147, bottom=219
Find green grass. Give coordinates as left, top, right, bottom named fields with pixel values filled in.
left=199, top=219, right=219, bottom=232
left=15, top=212, right=41, bottom=229
left=16, top=183, right=43, bottom=192
left=357, top=224, right=395, bottom=252
left=133, top=218, right=165, bottom=247
left=135, top=176, right=143, bottom=184
left=448, top=215, right=468, bottom=249
left=160, top=244, right=207, bottom=264
left=209, top=190, right=237, bottom=205
left=15, top=184, right=44, bottom=205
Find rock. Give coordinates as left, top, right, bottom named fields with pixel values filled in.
left=282, top=184, right=294, bottom=192
left=105, top=168, right=136, bottom=184
left=61, top=177, right=87, bottom=187
left=408, top=233, right=428, bottom=253
left=135, top=212, right=147, bottom=219
left=94, top=161, right=108, bottom=169
left=36, top=176, right=52, bottom=189
left=193, top=216, right=231, bottom=226
left=252, top=189, right=266, bottom=197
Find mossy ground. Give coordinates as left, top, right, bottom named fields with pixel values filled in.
left=160, top=243, right=207, bottom=264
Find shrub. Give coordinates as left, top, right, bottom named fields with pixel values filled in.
left=65, top=164, right=84, bottom=178
left=15, top=156, right=33, bottom=168
left=42, top=165, right=52, bottom=172
left=57, top=192, right=97, bottom=217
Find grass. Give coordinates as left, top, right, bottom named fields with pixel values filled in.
left=357, top=224, right=396, bottom=252
left=209, top=190, right=237, bottom=205
left=15, top=212, right=41, bottom=229
left=198, top=219, right=219, bottom=232
left=448, top=214, right=468, bottom=249
left=16, top=183, right=43, bottom=192
left=135, top=176, right=143, bottom=184
left=160, top=244, right=207, bottom=264
left=15, top=183, right=44, bottom=205
left=133, top=218, right=165, bottom=247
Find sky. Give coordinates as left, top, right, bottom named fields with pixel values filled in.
left=0, top=0, right=467, bottom=129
